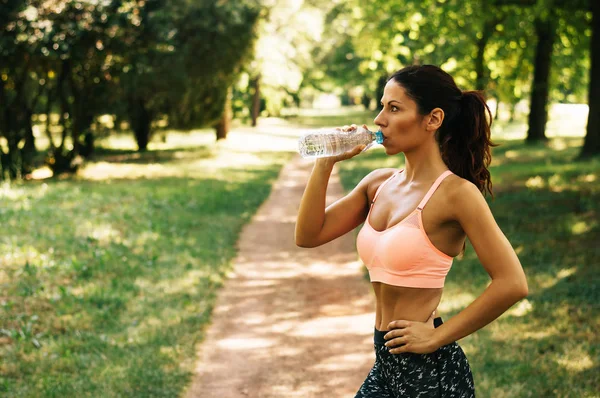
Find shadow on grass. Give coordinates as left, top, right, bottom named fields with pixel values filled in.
left=90, top=145, right=215, bottom=165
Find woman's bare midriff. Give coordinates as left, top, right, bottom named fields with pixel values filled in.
left=372, top=282, right=443, bottom=331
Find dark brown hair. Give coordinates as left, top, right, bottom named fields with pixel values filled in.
left=389, top=65, right=498, bottom=198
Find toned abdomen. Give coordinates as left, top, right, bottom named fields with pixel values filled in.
left=372, top=282, right=443, bottom=331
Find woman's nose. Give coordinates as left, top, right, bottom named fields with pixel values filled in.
left=374, top=110, right=384, bottom=127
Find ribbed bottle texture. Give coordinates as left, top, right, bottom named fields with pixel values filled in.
left=298, top=126, right=381, bottom=159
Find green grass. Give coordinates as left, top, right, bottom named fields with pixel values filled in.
left=0, top=130, right=292, bottom=397
left=336, top=136, right=600, bottom=397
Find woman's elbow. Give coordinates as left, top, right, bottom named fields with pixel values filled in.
left=513, top=277, right=529, bottom=300
left=295, top=238, right=312, bottom=248
left=518, top=280, right=529, bottom=299
left=495, top=277, right=528, bottom=301
left=294, top=233, right=316, bottom=248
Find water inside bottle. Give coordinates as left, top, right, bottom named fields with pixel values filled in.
left=298, top=127, right=376, bottom=158
left=299, top=133, right=325, bottom=158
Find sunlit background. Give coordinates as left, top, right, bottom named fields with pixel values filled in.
left=1, top=1, right=598, bottom=397
left=0, top=0, right=596, bottom=181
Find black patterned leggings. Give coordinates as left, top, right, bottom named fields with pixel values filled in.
left=355, top=318, right=475, bottom=398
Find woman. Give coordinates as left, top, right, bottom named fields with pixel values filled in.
left=295, top=65, right=528, bottom=397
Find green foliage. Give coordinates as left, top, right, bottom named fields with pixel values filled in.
left=304, top=2, right=372, bottom=102
left=230, top=0, right=327, bottom=118
left=109, top=0, right=187, bottom=113
left=308, top=0, right=592, bottom=108
left=550, top=8, right=592, bottom=103
left=489, top=7, right=537, bottom=108
left=0, top=0, right=263, bottom=177
left=169, top=0, right=262, bottom=128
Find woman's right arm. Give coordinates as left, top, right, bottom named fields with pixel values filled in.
left=294, top=154, right=391, bottom=248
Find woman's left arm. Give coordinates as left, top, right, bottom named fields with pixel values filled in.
left=385, top=180, right=528, bottom=354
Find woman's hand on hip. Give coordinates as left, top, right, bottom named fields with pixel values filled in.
left=383, top=311, right=440, bottom=354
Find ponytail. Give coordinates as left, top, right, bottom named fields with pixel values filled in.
left=389, top=65, right=499, bottom=257
left=389, top=65, right=499, bottom=198
left=438, top=90, right=499, bottom=198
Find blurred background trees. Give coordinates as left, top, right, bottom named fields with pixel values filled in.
left=0, top=0, right=261, bottom=178
left=0, top=0, right=597, bottom=180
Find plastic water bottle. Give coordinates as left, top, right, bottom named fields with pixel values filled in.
left=298, top=126, right=384, bottom=159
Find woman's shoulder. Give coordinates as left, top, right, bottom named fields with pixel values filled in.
left=360, top=168, right=399, bottom=186
left=358, top=168, right=399, bottom=200
left=444, top=173, right=483, bottom=196
left=366, top=167, right=399, bottom=181
left=444, top=173, right=487, bottom=212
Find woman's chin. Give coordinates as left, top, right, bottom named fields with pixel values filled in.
left=383, top=145, right=401, bottom=156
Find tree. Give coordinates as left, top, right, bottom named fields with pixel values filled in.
left=527, top=9, right=556, bottom=142
left=494, top=0, right=595, bottom=148
left=580, top=0, right=600, bottom=157
left=0, top=0, right=45, bottom=179
left=1, top=0, right=122, bottom=177
left=352, top=0, right=510, bottom=100
left=230, top=0, right=323, bottom=124
left=43, top=0, right=116, bottom=167
left=169, top=0, right=261, bottom=141
left=308, top=2, right=372, bottom=103
left=108, top=0, right=187, bottom=151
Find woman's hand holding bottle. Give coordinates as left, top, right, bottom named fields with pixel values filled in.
left=313, top=124, right=369, bottom=166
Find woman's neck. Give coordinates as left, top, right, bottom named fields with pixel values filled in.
left=401, top=140, right=448, bottom=184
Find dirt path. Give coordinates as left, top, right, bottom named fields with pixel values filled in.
left=184, top=153, right=376, bottom=398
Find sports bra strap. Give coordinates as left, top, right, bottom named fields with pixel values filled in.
left=417, top=170, right=453, bottom=210
left=372, top=169, right=403, bottom=204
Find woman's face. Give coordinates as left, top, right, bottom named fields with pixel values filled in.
left=373, top=80, right=428, bottom=155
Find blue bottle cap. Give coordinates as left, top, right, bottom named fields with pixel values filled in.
left=375, top=131, right=384, bottom=144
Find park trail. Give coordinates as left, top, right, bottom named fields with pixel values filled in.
left=184, top=151, right=376, bottom=398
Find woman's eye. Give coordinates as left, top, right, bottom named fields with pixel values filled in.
left=391, top=106, right=398, bottom=112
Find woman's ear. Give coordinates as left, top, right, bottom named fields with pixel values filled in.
left=426, top=108, right=444, bottom=131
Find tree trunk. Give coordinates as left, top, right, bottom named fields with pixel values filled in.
left=6, top=135, right=19, bottom=180
left=215, top=87, right=232, bottom=141
left=73, top=127, right=95, bottom=158
left=47, top=88, right=80, bottom=176
left=251, top=74, right=260, bottom=127
left=70, top=87, right=95, bottom=158
left=0, top=150, right=5, bottom=181
left=526, top=16, right=555, bottom=143
left=509, top=104, right=516, bottom=123
left=21, top=108, right=36, bottom=177
left=130, top=98, right=152, bottom=151
left=361, top=93, right=371, bottom=110
left=0, top=78, right=36, bottom=179
left=475, top=38, right=487, bottom=91
left=71, top=108, right=95, bottom=157
left=2, top=106, right=35, bottom=180
left=495, top=99, right=500, bottom=121
left=580, top=1, right=600, bottom=158
left=81, top=131, right=95, bottom=158
left=376, top=75, right=387, bottom=109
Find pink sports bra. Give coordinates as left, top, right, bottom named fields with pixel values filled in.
left=356, top=169, right=454, bottom=288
